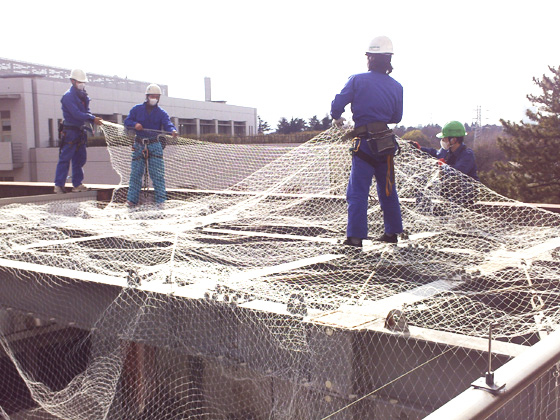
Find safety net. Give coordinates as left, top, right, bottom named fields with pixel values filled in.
left=0, top=121, right=559, bottom=419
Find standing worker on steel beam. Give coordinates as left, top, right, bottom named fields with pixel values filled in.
left=124, top=84, right=177, bottom=207
left=54, top=69, right=103, bottom=194
left=331, top=35, right=404, bottom=246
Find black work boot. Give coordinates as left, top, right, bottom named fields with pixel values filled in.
left=342, top=237, right=363, bottom=247
left=376, top=233, right=398, bottom=243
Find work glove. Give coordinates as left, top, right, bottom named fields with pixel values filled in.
left=409, top=141, right=420, bottom=149
left=332, top=117, right=346, bottom=128
left=437, top=158, right=447, bottom=167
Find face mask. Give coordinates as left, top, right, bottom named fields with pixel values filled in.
left=440, top=139, right=450, bottom=150
left=148, top=98, right=158, bottom=106
left=76, top=83, right=86, bottom=91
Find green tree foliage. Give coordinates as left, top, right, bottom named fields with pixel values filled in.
left=320, top=115, right=332, bottom=130
left=486, top=66, right=560, bottom=204
left=290, top=117, right=308, bottom=132
left=395, top=124, right=442, bottom=147
left=276, top=117, right=308, bottom=134
left=401, top=129, right=429, bottom=145
left=276, top=117, right=291, bottom=134
left=258, top=116, right=272, bottom=134
left=472, top=125, right=506, bottom=174
left=475, top=140, right=506, bottom=175
left=306, top=114, right=332, bottom=131
left=308, top=115, right=322, bottom=131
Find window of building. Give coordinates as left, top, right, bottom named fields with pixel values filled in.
left=200, top=120, right=215, bottom=135
left=178, top=119, right=197, bottom=136
left=218, top=120, right=231, bottom=135
left=1, top=111, right=11, bottom=142
left=234, top=121, right=246, bottom=136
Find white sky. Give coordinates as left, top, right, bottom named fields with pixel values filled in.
left=4, top=0, right=559, bottom=129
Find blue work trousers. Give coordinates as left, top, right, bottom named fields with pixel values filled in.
left=54, top=129, right=87, bottom=187
left=346, top=140, right=403, bottom=238
left=127, top=141, right=167, bottom=204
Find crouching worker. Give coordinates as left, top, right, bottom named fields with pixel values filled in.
left=124, top=84, right=177, bottom=206
left=411, top=121, right=479, bottom=206
left=54, top=69, right=102, bottom=194
left=414, top=121, right=478, bottom=181
left=331, top=36, right=404, bottom=247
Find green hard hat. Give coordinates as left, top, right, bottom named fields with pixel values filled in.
left=437, top=121, right=466, bottom=138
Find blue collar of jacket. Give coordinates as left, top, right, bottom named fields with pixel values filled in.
left=449, top=143, right=467, bottom=157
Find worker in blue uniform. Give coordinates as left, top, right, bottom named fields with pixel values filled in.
left=411, top=121, right=479, bottom=207
left=54, top=69, right=102, bottom=194
left=415, top=121, right=479, bottom=181
left=124, top=84, right=177, bottom=206
left=331, top=36, right=404, bottom=246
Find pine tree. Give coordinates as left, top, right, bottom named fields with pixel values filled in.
left=488, top=66, right=560, bottom=204
left=257, top=116, right=271, bottom=134
left=307, top=115, right=322, bottom=131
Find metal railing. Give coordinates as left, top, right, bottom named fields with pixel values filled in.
left=424, top=328, right=560, bottom=419
left=0, top=57, right=167, bottom=95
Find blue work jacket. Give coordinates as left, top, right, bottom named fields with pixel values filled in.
left=124, top=102, right=176, bottom=139
left=331, top=70, right=403, bottom=127
left=421, top=144, right=479, bottom=181
left=61, top=86, right=95, bottom=127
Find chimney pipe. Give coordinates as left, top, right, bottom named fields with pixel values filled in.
left=204, top=77, right=211, bottom=102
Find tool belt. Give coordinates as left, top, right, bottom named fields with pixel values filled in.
left=63, top=124, right=86, bottom=131
left=350, top=122, right=399, bottom=197
left=352, top=122, right=390, bottom=136
left=62, top=122, right=92, bottom=134
left=135, top=134, right=167, bottom=148
left=59, top=122, right=88, bottom=146
left=353, top=122, right=398, bottom=157
left=136, top=137, right=160, bottom=145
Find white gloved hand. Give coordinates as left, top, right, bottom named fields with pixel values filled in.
left=332, top=117, right=346, bottom=128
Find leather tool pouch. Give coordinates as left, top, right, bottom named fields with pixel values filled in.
left=366, top=129, right=398, bottom=157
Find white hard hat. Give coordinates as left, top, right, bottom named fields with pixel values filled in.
left=145, top=84, right=162, bottom=95
left=70, top=69, right=88, bottom=83
left=366, top=36, right=393, bottom=55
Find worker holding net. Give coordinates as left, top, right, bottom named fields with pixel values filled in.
left=330, top=35, right=404, bottom=247
left=124, top=84, right=177, bottom=207
left=54, top=69, right=103, bottom=194
left=411, top=121, right=479, bottom=208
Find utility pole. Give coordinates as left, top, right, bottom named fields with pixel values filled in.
left=474, top=105, right=482, bottom=147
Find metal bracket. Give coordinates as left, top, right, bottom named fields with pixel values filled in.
left=126, top=269, right=140, bottom=287
left=471, top=375, right=506, bottom=394
left=287, top=293, right=307, bottom=317
left=385, top=309, right=409, bottom=333
left=471, top=323, right=506, bottom=394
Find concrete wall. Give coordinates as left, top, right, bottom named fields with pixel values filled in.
left=31, top=147, right=121, bottom=185
left=0, top=143, right=13, bottom=171
left=0, top=78, right=35, bottom=180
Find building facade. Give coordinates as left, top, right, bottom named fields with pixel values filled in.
left=0, top=58, right=257, bottom=184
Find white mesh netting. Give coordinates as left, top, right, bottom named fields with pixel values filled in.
left=0, top=121, right=559, bottom=419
